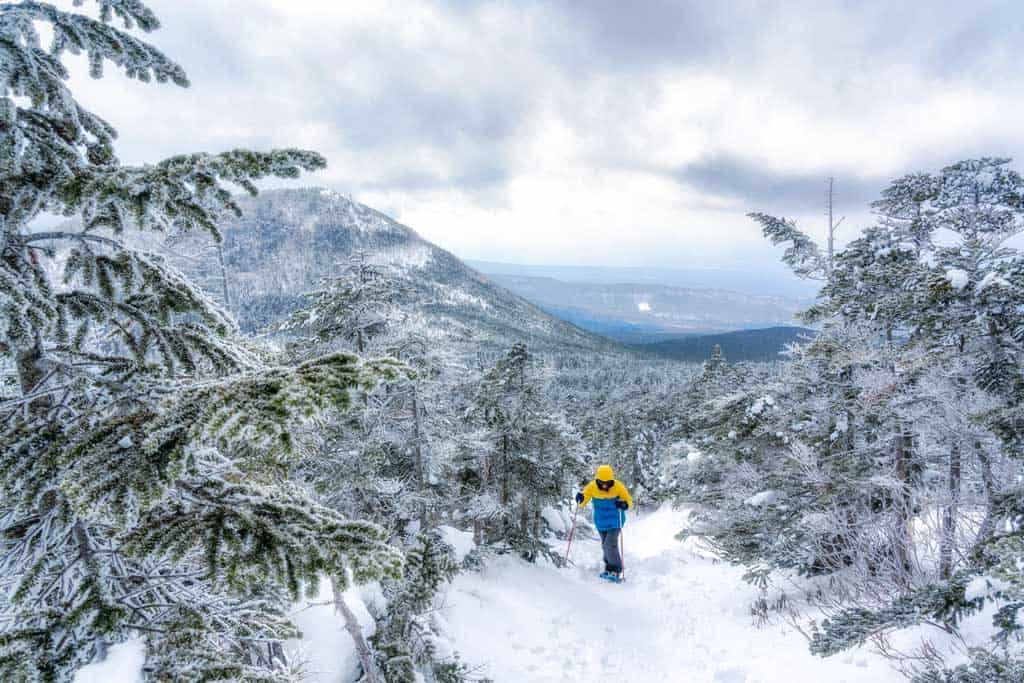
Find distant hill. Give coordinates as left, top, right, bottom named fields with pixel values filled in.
left=479, top=272, right=805, bottom=339
left=174, top=188, right=612, bottom=354
left=536, top=305, right=681, bottom=345
left=632, top=326, right=815, bottom=362
left=468, top=260, right=818, bottom=300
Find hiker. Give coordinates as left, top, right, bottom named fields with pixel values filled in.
left=575, top=464, right=633, bottom=582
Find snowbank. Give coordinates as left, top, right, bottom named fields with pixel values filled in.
left=439, top=525, right=476, bottom=563
left=541, top=505, right=568, bottom=536
left=744, top=490, right=783, bottom=507
left=286, top=578, right=378, bottom=683
left=73, top=639, right=145, bottom=683
left=945, top=268, right=969, bottom=290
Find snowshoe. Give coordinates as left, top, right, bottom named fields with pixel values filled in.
left=600, top=572, right=624, bottom=584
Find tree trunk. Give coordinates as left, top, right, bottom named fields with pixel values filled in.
left=939, top=441, right=961, bottom=580
left=266, top=642, right=287, bottom=670
left=893, top=425, right=913, bottom=582
left=500, top=434, right=509, bottom=507
left=475, top=453, right=491, bottom=545
left=216, top=242, right=232, bottom=308
left=971, top=441, right=997, bottom=558
left=411, top=386, right=427, bottom=528
left=501, top=433, right=512, bottom=539
left=973, top=322, right=1004, bottom=556
left=73, top=520, right=108, bottom=662
left=16, top=337, right=53, bottom=415
left=332, top=576, right=381, bottom=683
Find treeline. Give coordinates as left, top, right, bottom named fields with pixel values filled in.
left=631, top=326, right=814, bottom=362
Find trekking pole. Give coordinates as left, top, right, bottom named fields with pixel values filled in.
left=563, top=503, right=580, bottom=564
left=620, top=509, right=626, bottom=581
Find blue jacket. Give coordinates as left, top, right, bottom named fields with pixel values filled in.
left=580, top=479, right=633, bottom=531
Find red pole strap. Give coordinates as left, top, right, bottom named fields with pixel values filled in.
left=564, top=504, right=580, bottom=563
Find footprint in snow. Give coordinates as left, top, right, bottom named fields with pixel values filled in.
left=713, top=666, right=749, bottom=682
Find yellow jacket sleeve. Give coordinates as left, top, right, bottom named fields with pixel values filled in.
left=579, top=481, right=596, bottom=507
left=615, top=482, right=634, bottom=509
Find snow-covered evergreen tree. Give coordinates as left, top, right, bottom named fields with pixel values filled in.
left=283, top=250, right=406, bottom=355
left=802, top=160, right=1024, bottom=678
left=0, top=2, right=401, bottom=678
left=462, top=343, right=587, bottom=560
left=368, top=530, right=483, bottom=683
left=692, top=159, right=1024, bottom=678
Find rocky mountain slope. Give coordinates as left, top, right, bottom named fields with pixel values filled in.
left=203, top=188, right=609, bottom=354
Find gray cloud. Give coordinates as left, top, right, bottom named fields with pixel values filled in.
left=545, top=0, right=1024, bottom=82
left=95, top=1, right=529, bottom=195
left=544, top=0, right=744, bottom=70
left=673, top=155, right=886, bottom=215
left=447, top=0, right=766, bottom=72
left=64, top=0, right=1024, bottom=267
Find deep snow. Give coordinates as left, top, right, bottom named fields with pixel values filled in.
left=285, top=579, right=381, bottom=683
left=73, top=504, right=993, bottom=682
left=443, top=504, right=898, bottom=682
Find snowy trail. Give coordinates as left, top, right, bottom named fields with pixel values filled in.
left=443, top=505, right=898, bottom=683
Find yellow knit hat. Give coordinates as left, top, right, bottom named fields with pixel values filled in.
left=595, top=464, right=614, bottom=481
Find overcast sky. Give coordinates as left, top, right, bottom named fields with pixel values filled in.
left=68, top=0, right=1024, bottom=270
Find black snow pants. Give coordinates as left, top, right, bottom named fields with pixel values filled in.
left=599, top=528, right=622, bottom=573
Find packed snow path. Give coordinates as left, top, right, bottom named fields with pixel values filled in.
left=444, top=505, right=896, bottom=683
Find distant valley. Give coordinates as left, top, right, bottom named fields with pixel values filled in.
left=467, top=260, right=818, bottom=300
left=467, top=262, right=814, bottom=361
left=164, top=188, right=813, bottom=363
left=475, top=272, right=806, bottom=340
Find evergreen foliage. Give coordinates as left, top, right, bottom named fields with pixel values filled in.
left=461, top=343, right=587, bottom=560
left=0, top=2, right=401, bottom=678
left=283, top=251, right=406, bottom=355
left=369, top=531, right=484, bottom=682
left=684, top=158, right=1024, bottom=679
left=7, top=5, right=1021, bottom=678
left=912, top=653, right=1024, bottom=683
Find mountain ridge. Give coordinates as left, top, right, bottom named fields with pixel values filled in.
left=205, top=188, right=614, bottom=354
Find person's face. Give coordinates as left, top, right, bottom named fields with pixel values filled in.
left=596, top=478, right=614, bottom=492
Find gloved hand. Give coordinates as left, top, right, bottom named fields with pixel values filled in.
left=575, top=492, right=584, bottom=504
left=615, top=500, right=629, bottom=510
